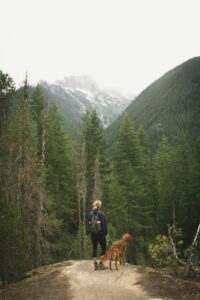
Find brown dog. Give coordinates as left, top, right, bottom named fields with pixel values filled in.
left=112, top=233, right=133, bottom=265
left=100, top=245, right=120, bottom=270
left=100, top=233, right=132, bottom=270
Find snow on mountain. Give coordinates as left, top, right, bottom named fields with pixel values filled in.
left=39, top=76, right=134, bottom=129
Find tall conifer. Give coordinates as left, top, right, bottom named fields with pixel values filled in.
left=44, top=101, right=75, bottom=259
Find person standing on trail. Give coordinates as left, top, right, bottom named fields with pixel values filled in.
left=87, top=200, right=108, bottom=270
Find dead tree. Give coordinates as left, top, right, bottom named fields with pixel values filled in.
left=168, top=224, right=200, bottom=277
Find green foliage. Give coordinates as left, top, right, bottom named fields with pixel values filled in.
left=149, top=234, right=174, bottom=267
left=109, top=114, right=155, bottom=264
left=149, top=225, right=184, bottom=268
left=104, top=174, right=129, bottom=234
left=0, top=70, right=16, bottom=203
left=106, top=224, right=119, bottom=246
left=0, top=70, right=15, bottom=136
left=154, top=136, right=175, bottom=229
left=44, top=101, right=77, bottom=259
left=83, top=110, right=105, bottom=206
left=0, top=199, right=30, bottom=285
left=45, top=101, right=74, bottom=205
left=105, top=57, right=200, bottom=152
left=2, top=62, right=200, bottom=285
left=190, top=137, right=200, bottom=230
left=29, top=85, right=47, bottom=160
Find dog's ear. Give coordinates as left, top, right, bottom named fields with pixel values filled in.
left=124, top=233, right=133, bottom=241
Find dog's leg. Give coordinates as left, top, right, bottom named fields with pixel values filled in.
left=123, top=247, right=127, bottom=265
left=115, top=258, right=118, bottom=270
left=109, top=259, right=112, bottom=270
left=119, top=254, right=122, bottom=265
left=121, top=252, right=124, bottom=265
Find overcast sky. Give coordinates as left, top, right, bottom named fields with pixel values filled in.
left=0, top=0, right=200, bottom=94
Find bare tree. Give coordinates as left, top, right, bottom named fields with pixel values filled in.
left=168, top=224, right=200, bottom=277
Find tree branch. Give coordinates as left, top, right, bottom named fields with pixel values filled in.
left=168, top=230, right=186, bottom=266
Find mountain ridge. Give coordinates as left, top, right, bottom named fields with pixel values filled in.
left=39, top=76, right=133, bottom=130
left=105, top=56, right=200, bottom=152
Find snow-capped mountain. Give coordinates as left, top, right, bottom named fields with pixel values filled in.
left=39, top=76, right=134, bottom=129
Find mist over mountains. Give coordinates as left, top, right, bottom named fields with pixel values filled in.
left=39, top=76, right=134, bottom=129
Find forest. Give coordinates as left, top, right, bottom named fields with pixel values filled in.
left=0, top=69, right=200, bottom=287
left=105, top=57, right=200, bottom=153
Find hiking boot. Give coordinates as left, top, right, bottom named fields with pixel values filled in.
left=98, top=262, right=108, bottom=270
left=94, top=262, right=98, bottom=271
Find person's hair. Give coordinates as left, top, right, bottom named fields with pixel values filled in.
left=92, top=200, right=102, bottom=210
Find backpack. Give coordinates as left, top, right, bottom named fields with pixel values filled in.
left=89, top=211, right=101, bottom=233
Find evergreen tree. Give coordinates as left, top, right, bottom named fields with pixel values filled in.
left=73, top=110, right=105, bottom=259
left=191, top=137, right=200, bottom=233
left=29, top=84, right=52, bottom=262
left=0, top=71, right=19, bottom=285
left=45, top=101, right=76, bottom=259
left=0, top=70, right=15, bottom=136
left=0, top=198, right=30, bottom=285
left=173, top=133, right=193, bottom=243
left=12, top=79, right=45, bottom=264
left=154, top=133, right=193, bottom=240
left=0, top=77, right=46, bottom=284
left=0, top=71, right=15, bottom=204
left=114, top=113, right=140, bottom=185
left=30, top=85, right=48, bottom=163
left=154, top=136, right=175, bottom=231
left=113, top=114, right=153, bottom=264
left=83, top=110, right=104, bottom=208
left=73, top=127, right=88, bottom=259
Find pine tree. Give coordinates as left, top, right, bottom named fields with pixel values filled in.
left=0, top=77, right=46, bottom=284
left=114, top=113, right=140, bottom=185
left=45, top=101, right=76, bottom=259
left=0, top=70, right=15, bottom=137
left=29, top=84, right=52, bottom=262
left=154, top=133, right=195, bottom=245
left=173, top=133, right=193, bottom=243
left=30, top=85, right=48, bottom=164
left=73, top=128, right=88, bottom=258
left=154, top=136, right=175, bottom=230
left=73, top=110, right=105, bottom=259
left=83, top=110, right=104, bottom=207
left=0, top=72, right=30, bottom=285
left=0, top=71, right=15, bottom=204
left=113, top=114, right=153, bottom=264
left=190, top=137, right=200, bottom=234
left=12, top=78, right=45, bottom=263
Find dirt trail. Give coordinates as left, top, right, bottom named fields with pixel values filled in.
left=63, top=260, right=149, bottom=300
left=1, top=260, right=200, bottom=300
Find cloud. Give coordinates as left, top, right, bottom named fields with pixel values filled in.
left=1, top=0, right=200, bottom=93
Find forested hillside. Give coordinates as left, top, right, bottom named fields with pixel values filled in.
left=1, top=58, right=200, bottom=288
left=105, top=57, right=200, bottom=152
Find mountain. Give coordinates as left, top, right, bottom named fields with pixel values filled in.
left=39, top=76, right=133, bottom=130
left=105, top=57, right=200, bottom=152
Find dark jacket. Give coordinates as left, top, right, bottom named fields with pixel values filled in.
left=87, top=209, right=108, bottom=235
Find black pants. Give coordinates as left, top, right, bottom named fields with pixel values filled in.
left=91, top=232, right=107, bottom=258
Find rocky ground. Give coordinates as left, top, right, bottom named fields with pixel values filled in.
left=1, top=260, right=200, bottom=300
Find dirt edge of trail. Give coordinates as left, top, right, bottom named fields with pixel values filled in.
left=138, top=266, right=200, bottom=300
left=0, top=261, right=72, bottom=300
